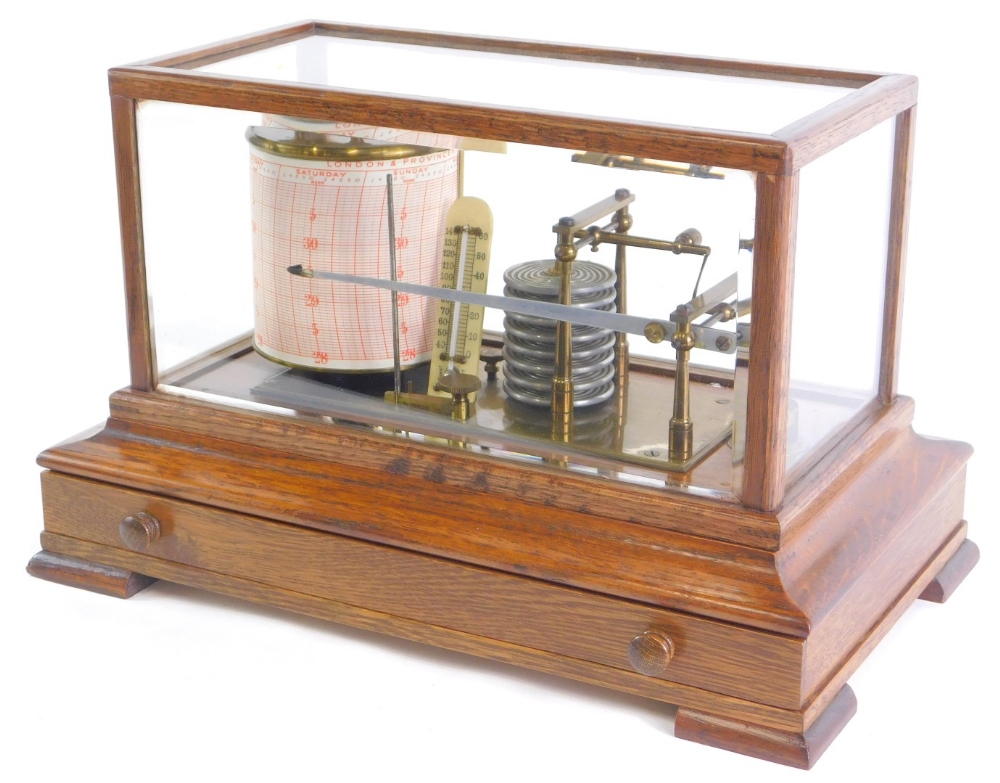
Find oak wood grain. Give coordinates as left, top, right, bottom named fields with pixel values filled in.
left=108, top=389, right=922, bottom=551
left=119, top=511, right=161, bottom=552
left=134, top=20, right=315, bottom=68
left=38, top=530, right=812, bottom=733
left=36, top=427, right=809, bottom=636
left=781, top=396, right=909, bottom=520
left=775, top=75, right=917, bottom=170
left=741, top=172, right=798, bottom=510
left=879, top=106, right=917, bottom=403
left=676, top=684, right=856, bottom=769
left=27, top=550, right=155, bottom=598
left=31, top=399, right=975, bottom=759
left=35, top=30, right=976, bottom=769
left=108, top=67, right=792, bottom=175
left=918, top=538, right=979, bottom=603
left=800, top=521, right=967, bottom=728
left=110, top=95, right=153, bottom=391
left=781, top=429, right=971, bottom=698
left=133, top=20, right=883, bottom=87
left=309, top=23, right=882, bottom=87
left=107, top=389, right=779, bottom=550
left=35, top=401, right=973, bottom=698
left=39, top=472, right=805, bottom=708
left=628, top=631, right=675, bottom=677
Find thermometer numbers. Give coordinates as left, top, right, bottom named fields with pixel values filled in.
left=437, top=227, right=487, bottom=365
left=428, top=198, right=494, bottom=395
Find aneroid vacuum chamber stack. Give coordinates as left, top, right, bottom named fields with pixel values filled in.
left=28, top=22, right=979, bottom=768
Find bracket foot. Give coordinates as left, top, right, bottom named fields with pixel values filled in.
left=27, top=550, right=156, bottom=599
left=919, top=538, right=979, bottom=603
left=675, top=685, right=857, bottom=769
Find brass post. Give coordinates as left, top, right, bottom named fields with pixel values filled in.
left=613, top=197, right=632, bottom=384
left=552, top=219, right=577, bottom=435
left=669, top=304, right=695, bottom=462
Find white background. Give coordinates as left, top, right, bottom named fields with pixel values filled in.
left=2, top=2, right=995, bottom=781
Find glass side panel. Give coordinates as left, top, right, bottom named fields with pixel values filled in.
left=786, top=118, right=894, bottom=473
left=137, top=101, right=257, bottom=374
left=139, top=102, right=754, bottom=497
left=191, top=34, right=852, bottom=135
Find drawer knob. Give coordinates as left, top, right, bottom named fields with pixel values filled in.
left=628, top=630, right=674, bottom=676
left=119, top=512, right=161, bottom=552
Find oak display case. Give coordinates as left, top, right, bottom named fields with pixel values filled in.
left=27, top=21, right=979, bottom=768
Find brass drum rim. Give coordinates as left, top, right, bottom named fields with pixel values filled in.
left=246, top=126, right=442, bottom=161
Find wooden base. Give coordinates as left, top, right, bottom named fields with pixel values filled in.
left=676, top=685, right=857, bottom=769
left=27, top=391, right=978, bottom=767
left=27, top=550, right=156, bottom=599
left=918, top=538, right=980, bottom=603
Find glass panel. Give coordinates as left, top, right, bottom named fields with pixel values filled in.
left=786, top=118, right=894, bottom=472
left=192, top=34, right=852, bottom=136
left=141, top=103, right=754, bottom=497
left=137, top=101, right=257, bottom=374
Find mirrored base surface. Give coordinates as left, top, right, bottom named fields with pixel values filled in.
left=161, top=336, right=874, bottom=497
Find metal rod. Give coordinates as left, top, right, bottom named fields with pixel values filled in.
left=571, top=152, right=726, bottom=180
left=552, top=190, right=636, bottom=236
left=552, top=254, right=574, bottom=427
left=669, top=336, right=694, bottom=461
left=584, top=229, right=710, bottom=256
left=572, top=219, right=619, bottom=251
left=669, top=306, right=695, bottom=463
left=386, top=174, right=401, bottom=401
left=687, top=274, right=738, bottom=320
left=700, top=301, right=738, bottom=328
left=286, top=266, right=740, bottom=353
left=613, top=204, right=632, bottom=384
left=691, top=253, right=710, bottom=300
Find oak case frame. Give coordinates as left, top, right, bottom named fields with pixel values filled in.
left=29, top=21, right=976, bottom=769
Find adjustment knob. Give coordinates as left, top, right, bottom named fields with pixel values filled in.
left=628, top=630, right=674, bottom=676
left=434, top=371, right=482, bottom=421
left=480, top=346, right=504, bottom=381
left=433, top=371, right=482, bottom=397
left=119, top=511, right=161, bottom=552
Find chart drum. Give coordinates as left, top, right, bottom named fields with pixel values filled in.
left=261, top=114, right=463, bottom=151
left=247, top=123, right=460, bottom=372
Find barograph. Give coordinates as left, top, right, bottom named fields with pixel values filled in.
left=27, top=22, right=979, bottom=768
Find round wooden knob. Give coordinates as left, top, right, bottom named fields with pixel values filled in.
left=628, top=630, right=674, bottom=676
left=119, top=512, right=161, bottom=552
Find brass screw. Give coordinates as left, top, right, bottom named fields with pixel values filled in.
left=644, top=322, right=667, bottom=343
left=716, top=335, right=734, bottom=352
left=672, top=330, right=695, bottom=351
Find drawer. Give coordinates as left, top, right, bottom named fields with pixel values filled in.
left=41, top=471, right=804, bottom=709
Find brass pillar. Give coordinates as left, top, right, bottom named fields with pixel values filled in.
left=669, top=304, right=695, bottom=462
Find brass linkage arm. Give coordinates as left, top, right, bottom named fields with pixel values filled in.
left=581, top=227, right=710, bottom=258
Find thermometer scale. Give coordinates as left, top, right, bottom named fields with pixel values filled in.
left=428, top=197, right=493, bottom=397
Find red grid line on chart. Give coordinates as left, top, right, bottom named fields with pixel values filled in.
left=328, top=184, right=347, bottom=361
left=375, top=175, right=387, bottom=362
left=250, top=148, right=459, bottom=369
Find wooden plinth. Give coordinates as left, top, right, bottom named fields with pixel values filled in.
left=27, top=391, right=977, bottom=767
